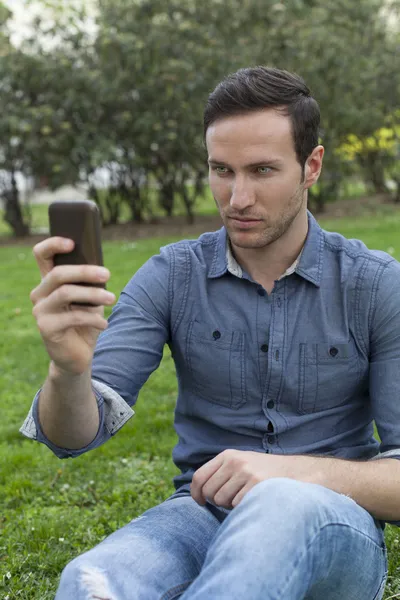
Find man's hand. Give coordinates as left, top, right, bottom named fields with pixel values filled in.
left=190, top=450, right=321, bottom=509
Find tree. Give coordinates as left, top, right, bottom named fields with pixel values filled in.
left=2, top=0, right=400, bottom=235
left=338, top=114, right=400, bottom=198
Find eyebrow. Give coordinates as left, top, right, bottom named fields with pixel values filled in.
left=207, top=158, right=283, bottom=168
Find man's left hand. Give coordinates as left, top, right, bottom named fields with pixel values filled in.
left=190, top=449, right=320, bottom=509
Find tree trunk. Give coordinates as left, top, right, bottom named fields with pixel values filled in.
left=89, top=185, right=105, bottom=225
left=159, top=180, right=175, bottom=217
left=180, top=185, right=195, bottom=224
left=105, top=189, right=122, bottom=225
left=122, top=181, right=144, bottom=223
left=362, top=154, right=389, bottom=194
left=393, top=178, right=400, bottom=204
left=3, top=171, right=29, bottom=237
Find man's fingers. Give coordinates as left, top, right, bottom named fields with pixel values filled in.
left=30, top=265, right=111, bottom=306
left=36, top=309, right=109, bottom=338
left=213, top=475, right=248, bottom=509
left=191, top=455, right=224, bottom=505
left=32, top=284, right=115, bottom=316
left=201, top=469, right=236, bottom=507
left=231, top=482, right=255, bottom=508
left=32, top=237, right=74, bottom=279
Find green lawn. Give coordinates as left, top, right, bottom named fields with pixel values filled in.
left=2, top=213, right=400, bottom=598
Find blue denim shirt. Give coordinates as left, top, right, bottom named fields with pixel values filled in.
left=21, top=212, right=400, bottom=523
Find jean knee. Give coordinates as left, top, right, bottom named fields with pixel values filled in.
left=242, top=477, right=337, bottom=523
left=57, top=555, right=117, bottom=600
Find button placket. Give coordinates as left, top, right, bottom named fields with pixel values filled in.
left=262, top=282, right=286, bottom=438
left=256, top=283, right=271, bottom=391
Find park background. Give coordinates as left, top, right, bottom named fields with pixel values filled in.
left=1, top=0, right=400, bottom=598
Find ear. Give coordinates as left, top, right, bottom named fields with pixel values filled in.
left=303, top=145, right=324, bottom=189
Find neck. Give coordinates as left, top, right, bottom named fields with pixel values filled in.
left=230, top=208, right=308, bottom=289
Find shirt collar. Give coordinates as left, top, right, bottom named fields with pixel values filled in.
left=208, top=211, right=323, bottom=287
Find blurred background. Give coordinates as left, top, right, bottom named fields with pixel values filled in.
left=0, top=0, right=399, bottom=239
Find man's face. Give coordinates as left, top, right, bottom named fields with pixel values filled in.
left=206, top=109, right=307, bottom=250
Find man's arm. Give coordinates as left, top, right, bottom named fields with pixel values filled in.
left=38, top=361, right=99, bottom=449
left=297, top=454, right=400, bottom=521
left=190, top=450, right=400, bottom=520
left=22, top=242, right=173, bottom=457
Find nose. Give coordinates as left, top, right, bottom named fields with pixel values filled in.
left=230, top=176, right=256, bottom=211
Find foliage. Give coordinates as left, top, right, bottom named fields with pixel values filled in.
left=0, top=0, right=399, bottom=235
left=338, top=112, right=400, bottom=198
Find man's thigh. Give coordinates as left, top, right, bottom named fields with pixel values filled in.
left=180, top=478, right=388, bottom=600
left=55, top=491, right=221, bottom=600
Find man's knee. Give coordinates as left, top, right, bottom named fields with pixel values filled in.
left=57, top=556, right=117, bottom=600
left=240, top=477, right=342, bottom=524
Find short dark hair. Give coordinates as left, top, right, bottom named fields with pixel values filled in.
left=203, top=66, right=320, bottom=170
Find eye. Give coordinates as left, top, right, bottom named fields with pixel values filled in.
left=214, top=166, right=229, bottom=175
left=257, top=166, right=272, bottom=174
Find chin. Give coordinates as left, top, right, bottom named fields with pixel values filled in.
left=228, top=230, right=269, bottom=249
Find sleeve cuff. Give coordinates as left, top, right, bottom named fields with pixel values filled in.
left=19, top=380, right=134, bottom=458
left=369, top=449, right=400, bottom=461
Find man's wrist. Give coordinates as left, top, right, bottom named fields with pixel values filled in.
left=295, top=455, right=334, bottom=488
left=49, top=360, right=91, bottom=383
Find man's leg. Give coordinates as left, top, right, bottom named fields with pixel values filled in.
left=55, top=492, right=221, bottom=600
left=181, top=477, right=388, bottom=600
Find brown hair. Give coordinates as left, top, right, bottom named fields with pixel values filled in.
left=204, top=66, right=320, bottom=170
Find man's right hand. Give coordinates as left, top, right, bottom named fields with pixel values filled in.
left=30, top=236, right=116, bottom=376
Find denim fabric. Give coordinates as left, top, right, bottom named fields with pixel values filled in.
left=21, top=212, right=400, bottom=522
left=55, top=478, right=388, bottom=600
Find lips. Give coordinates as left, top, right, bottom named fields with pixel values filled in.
left=229, top=217, right=261, bottom=222
left=229, top=218, right=262, bottom=229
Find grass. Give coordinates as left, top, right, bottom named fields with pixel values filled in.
left=1, top=210, right=400, bottom=598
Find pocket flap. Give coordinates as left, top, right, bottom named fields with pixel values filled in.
left=301, top=342, right=357, bottom=365
left=316, top=343, right=356, bottom=363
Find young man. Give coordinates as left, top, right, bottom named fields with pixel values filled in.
left=22, top=67, right=399, bottom=599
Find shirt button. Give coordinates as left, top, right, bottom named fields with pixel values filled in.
left=212, top=330, right=221, bottom=340
left=329, top=346, right=338, bottom=357
left=261, top=344, right=269, bottom=353
left=267, top=435, right=275, bottom=444
left=257, top=288, right=266, bottom=297
left=267, top=400, right=275, bottom=409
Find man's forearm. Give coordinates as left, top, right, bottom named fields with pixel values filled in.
left=306, top=455, right=400, bottom=521
left=38, top=361, right=100, bottom=450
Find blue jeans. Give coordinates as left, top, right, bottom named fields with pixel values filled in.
left=55, top=478, right=388, bottom=599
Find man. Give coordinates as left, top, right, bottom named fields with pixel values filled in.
left=21, top=66, right=398, bottom=599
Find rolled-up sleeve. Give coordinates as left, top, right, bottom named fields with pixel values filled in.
left=19, top=380, right=135, bottom=458
left=369, top=259, right=400, bottom=461
left=20, top=244, right=173, bottom=457
left=365, top=259, right=400, bottom=526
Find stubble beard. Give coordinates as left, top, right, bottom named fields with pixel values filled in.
left=224, top=183, right=306, bottom=250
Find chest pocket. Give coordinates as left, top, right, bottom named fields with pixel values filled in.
left=186, top=320, right=247, bottom=409
left=298, top=342, right=361, bottom=414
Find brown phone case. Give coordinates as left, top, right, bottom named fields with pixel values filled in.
left=49, top=200, right=105, bottom=306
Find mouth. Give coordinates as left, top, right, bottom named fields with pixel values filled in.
left=229, top=217, right=262, bottom=228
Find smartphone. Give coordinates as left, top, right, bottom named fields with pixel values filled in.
left=49, top=199, right=105, bottom=306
